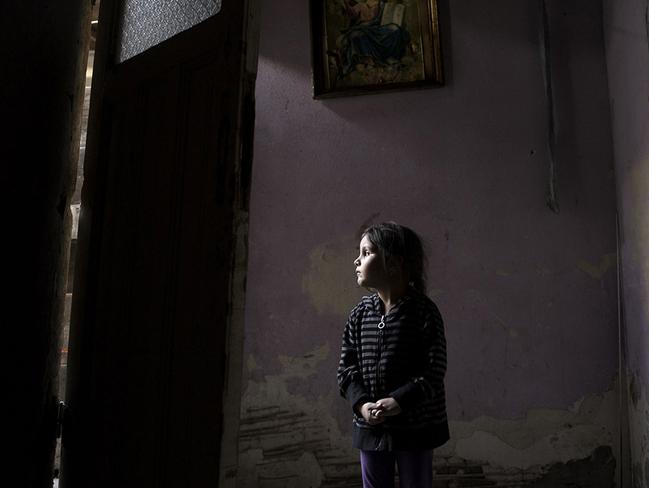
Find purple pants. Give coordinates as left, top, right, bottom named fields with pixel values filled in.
left=360, top=450, right=433, bottom=488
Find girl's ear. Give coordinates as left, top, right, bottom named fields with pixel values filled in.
left=386, top=255, right=404, bottom=275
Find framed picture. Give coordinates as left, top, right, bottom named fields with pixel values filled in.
left=309, top=0, right=444, bottom=98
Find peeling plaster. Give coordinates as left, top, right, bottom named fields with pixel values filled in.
left=528, top=446, right=615, bottom=487
left=454, top=426, right=609, bottom=471
left=278, top=343, right=330, bottom=379
left=237, top=344, right=359, bottom=488
left=446, top=385, right=618, bottom=470
left=576, top=253, right=616, bottom=280
left=237, top=345, right=619, bottom=487
left=302, top=237, right=367, bottom=317
left=628, top=372, right=649, bottom=488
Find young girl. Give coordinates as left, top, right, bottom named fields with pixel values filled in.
left=338, top=222, right=449, bottom=488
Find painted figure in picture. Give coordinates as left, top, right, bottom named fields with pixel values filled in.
left=334, top=0, right=411, bottom=77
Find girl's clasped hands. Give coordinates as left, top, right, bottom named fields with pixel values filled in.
left=359, top=397, right=402, bottom=425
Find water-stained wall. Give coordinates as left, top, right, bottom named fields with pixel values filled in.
left=603, top=0, right=649, bottom=485
left=237, top=0, right=619, bottom=486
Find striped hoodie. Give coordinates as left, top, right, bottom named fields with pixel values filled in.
left=337, top=288, right=449, bottom=450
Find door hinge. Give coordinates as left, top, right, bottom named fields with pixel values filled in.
left=56, top=401, right=67, bottom=439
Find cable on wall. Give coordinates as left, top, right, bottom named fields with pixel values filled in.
left=539, top=0, right=559, bottom=213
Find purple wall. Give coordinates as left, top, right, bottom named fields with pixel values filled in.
left=237, top=1, right=619, bottom=485
left=603, top=0, right=649, bottom=484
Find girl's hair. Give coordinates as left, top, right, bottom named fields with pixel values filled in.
left=362, top=222, right=428, bottom=294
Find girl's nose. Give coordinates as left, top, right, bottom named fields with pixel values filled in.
left=354, top=258, right=360, bottom=266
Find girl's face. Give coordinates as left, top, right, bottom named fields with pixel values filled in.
left=354, top=235, right=388, bottom=289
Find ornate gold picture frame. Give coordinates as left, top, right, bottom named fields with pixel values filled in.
left=310, top=0, right=444, bottom=98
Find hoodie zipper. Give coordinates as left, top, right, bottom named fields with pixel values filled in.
left=376, top=314, right=385, bottom=394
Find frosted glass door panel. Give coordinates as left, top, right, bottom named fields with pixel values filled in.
left=116, top=0, right=222, bottom=63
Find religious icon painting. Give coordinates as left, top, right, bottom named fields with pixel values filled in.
left=310, top=0, right=444, bottom=98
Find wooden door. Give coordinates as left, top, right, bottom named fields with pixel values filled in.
left=61, top=1, right=255, bottom=486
